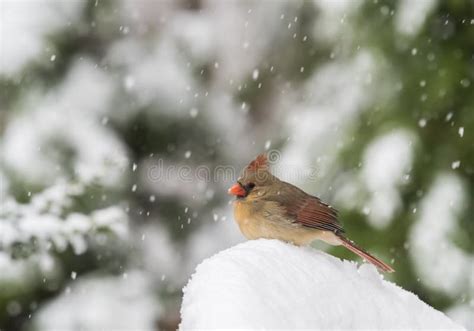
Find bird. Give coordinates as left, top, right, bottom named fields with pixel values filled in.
left=228, top=153, right=394, bottom=273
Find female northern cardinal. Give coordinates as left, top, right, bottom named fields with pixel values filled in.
left=228, top=153, right=394, bottom=273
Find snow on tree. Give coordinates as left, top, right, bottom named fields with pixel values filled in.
left=32, top=271, right=159, bottom=331
left=0, top=0, right=472, bottom=329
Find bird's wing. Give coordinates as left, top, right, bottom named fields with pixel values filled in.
left=287, top=195, right=343, bottom=233
left=265, top=183, right=343, bottom=234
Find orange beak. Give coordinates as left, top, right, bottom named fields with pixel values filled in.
left=228, top=183, right=246, bottom=197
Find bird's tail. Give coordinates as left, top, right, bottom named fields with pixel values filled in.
left=338, top=236, right=394, bottom=273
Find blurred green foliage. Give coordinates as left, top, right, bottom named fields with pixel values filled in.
left=0, top=1, right=472, bottom=330
left=334, top=0, right=473, bottom=312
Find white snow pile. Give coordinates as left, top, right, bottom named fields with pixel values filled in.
left=180, top=239, right=462, bottom=330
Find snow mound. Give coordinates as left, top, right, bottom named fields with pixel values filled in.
left=180, top=239, right=462, bottom=330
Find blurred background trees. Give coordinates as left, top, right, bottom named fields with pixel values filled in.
left=0, top=0, right=472, bottom=330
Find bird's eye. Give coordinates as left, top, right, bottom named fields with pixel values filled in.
left=245, top=182, right=256, bottom=190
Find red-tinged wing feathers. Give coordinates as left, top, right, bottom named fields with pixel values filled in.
left=288, top=196, right=344, bottom=234
left=264, top=182, right=344, bottom=234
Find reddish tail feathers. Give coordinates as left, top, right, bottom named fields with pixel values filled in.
left=338, top=236, right=394, bottom=273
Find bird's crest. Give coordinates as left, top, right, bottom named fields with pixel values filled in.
left=246, top=154, right=268, bottom=172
